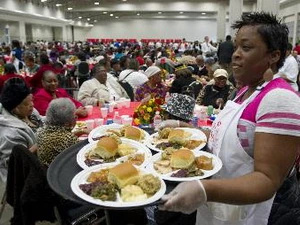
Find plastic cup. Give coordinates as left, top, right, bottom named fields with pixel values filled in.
left=100, top=107, right=108, bottom=118
left=123, top=117, right=133, bottom=125
left=85, top=105, right=93, bottom=116
left=94, top=118, right=104, bottom=127
left=108, top=103, right=114, bottom=113
left=121, top=115, right=129, bottom=124
left=124, top=99, right=131, bottom=108
left=85, top=119, right=94, bottom=130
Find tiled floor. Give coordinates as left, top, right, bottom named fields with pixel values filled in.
left=0, top=180, right=58, bottom=225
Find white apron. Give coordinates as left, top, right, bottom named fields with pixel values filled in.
left=196, top=83, right=275, bottom=225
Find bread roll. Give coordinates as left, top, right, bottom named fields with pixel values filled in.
left=168, top=129, right=186, bottom=145
left=108, top=162, right=139, bottom=188
left=170, top=149, right=195, bottom=169
left=124, top=126, right=143, bottom=141
left=196, top=155, right=213, bottom=170
left=93, top=136, right=119, bottom=159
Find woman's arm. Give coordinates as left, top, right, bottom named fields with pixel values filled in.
left=204, top=132, right=300, bottom=204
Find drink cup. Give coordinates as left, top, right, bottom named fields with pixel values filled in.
left=123, top=117, right=133, bottom=125
left=124, top=99, right=131, bottom=108
left=100, top=107, right=108, bottom=118
left=85, top=105, right=93, bottom=116
left=85, top=119, right=94, bottom=130
left=121, top=115, right=129, bottom=124
left=94, top=118, right=104, bottom=127
left=108, top=103, right=114, bottom=113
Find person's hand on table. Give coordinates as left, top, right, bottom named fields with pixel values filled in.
left=157, top=119, right=180, bottom=130
left=159, top=180, right=207, bottom=214
left=216, top=98, right=224, bottom=108
left=75, top=106, right=88, bottom=118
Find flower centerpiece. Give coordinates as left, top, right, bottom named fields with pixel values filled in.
left=133, top=97, right=165, bottom=126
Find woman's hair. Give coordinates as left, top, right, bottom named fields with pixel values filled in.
left=39, top=53, right=50, bottom=65
left=45, top=98, right=76, bottom=127
left=128, top=59, right=139, bottom=71
left=11, top=40, right=21, bottom=49
left=4, top=63, right=17, bottom=74
left=231, top=12, right=289, bottom=70
left=175, top=67, right=192, bottom=79
left=77, top=51, right=86, bottom=61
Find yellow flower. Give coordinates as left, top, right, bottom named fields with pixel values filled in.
left=149, top=99, right=154, bottom=105
left=134, top=118, right=140, bottom=125
left=147, top=107, right=152, bottom=113
left=142, top=105, right=147, bottom=109
left=143, top=113, right=150, bottom=121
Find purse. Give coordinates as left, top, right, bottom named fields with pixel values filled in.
left=119, top=71, right=135, bottom=101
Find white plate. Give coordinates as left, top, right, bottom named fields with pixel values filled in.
left=146, top=151, right=222, bottom=182
left=77, top=138, right=153, bottom=169
left=71, top=163, right=166, bottom=208
left=88, top=124, right=150, bottom=143
left=145, top=127, right=207, bottom=153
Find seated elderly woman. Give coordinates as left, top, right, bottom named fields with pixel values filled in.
left=135, top=66, right=167, bottom=101
left=169, top=64, right=202, bottom=99
left=0, top=78, right=37, bottom=180
left=196, top=69, right=233, bottom=108
left=33, top=70, right=87, bottom=117
left=37, top=98, right=80, bottom=167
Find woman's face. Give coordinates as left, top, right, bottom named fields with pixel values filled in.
left=150, top=72, right=162, bottom=85
left=232, top=25, right=271, bottom=86
left=13, top=94, right=34, bottom=118
left=42, top=72, right=58, bottom=93
left=214, top=77, right=227, bottom=88
left=96, top=66, right=107, bottom=84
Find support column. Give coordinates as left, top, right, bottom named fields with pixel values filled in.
left=229, top=0, right=243, bottom=37
left=19, top=21, right=26, bottom=44
left=62, top=25, right=67, bottom=41
left=292, top=13, right=298, bottom=46
left=217, top=1, right=226, bottom=42
left=256, top=0, right=279, bottom=14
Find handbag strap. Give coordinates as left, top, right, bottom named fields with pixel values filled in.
left=120, top=70, right=134, bottom=82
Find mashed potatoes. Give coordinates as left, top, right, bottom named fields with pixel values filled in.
left=121, top=185, right=147, bottom=202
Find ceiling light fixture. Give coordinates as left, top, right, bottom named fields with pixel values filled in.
left=158, top=12, right=162, bottom=14
left=78, top=16, right=82, bottom=19
left=67, top=7, right=73, bottom=10
left=122, top=0, right=127, bottom=2
left=201, top=12, right=206, bottom=15
left=115, top=16, right=119, bottom=18
left=41, top=0, right=47, bottom=2
left=55, top=3, right=62, bottom=7
left=110, top=13, right=114, bottom=16
left=87, top=18, right=90, bottom=21
left=179, top=12, right=184, bottom=14
left=94, top=2, right=100, bottom=5
left=137, top=13, right=140, bottom=16
left=103, top=11, right=108, bottom=14
left=94, top=19, right=97, bottom=22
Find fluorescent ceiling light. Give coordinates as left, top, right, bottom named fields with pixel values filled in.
left=78, top=16, right=82, bottom=19
left=87, top=18, right=90, bottom=21
left=67, top=7, right=73, bottom=10
left=122, top=0, right=127, bottom=2
left=158, top=12, right=162, bottom=14
left=137, top=13, right=140, bottom=16
left=94, top=20, right=97, bottom=22
left=41, top=0, right=47, bottom=2
left=110, top=13, right=114, bottom=16
left=115, top=16, right=119, bottom=18
left=55, top=3, right=62, bottom=7
left=201, top=12, right=206, bottom=15
left=103, top=11, right=107, bottom=14
left=94, top=2, right=100, bottom=5
left=179, top=12, right=184, bottom=14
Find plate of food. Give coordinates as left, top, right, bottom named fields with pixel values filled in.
left=77, top=135, right=152, bottom=169
left=146, top=127, right=207, bottom=153
left=146, top=149, right=222, bottom=182
left=71, top=162, right=166, bottom=207
left=88, top=124, right=150, bottom=143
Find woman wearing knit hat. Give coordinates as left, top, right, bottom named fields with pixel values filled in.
left=0, top=77, right=37, bottom=180
left=135, top=66, right=167, bottom=101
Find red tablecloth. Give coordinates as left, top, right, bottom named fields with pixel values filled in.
left=77, top=102, right=140, bottom=123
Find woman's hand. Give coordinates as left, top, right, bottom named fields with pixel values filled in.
left=216, top=98, right=224, bottom=108
left=159, top=180, right=207, bottom=214
left=157, top=119, right=180, bottom=130
left=75, top=106, right=88, bottom=118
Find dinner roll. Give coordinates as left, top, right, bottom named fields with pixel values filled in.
left=108, top=162, right=139, bottom=188
left=168, top=129, right=186, bottom=145
left=196, top=155, right=213, bottom=170
left=124, top=126, right=143, bottom=141
left=170, top=149, right=195, bottom=169
left=93, top=136, right=119, bottom=159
